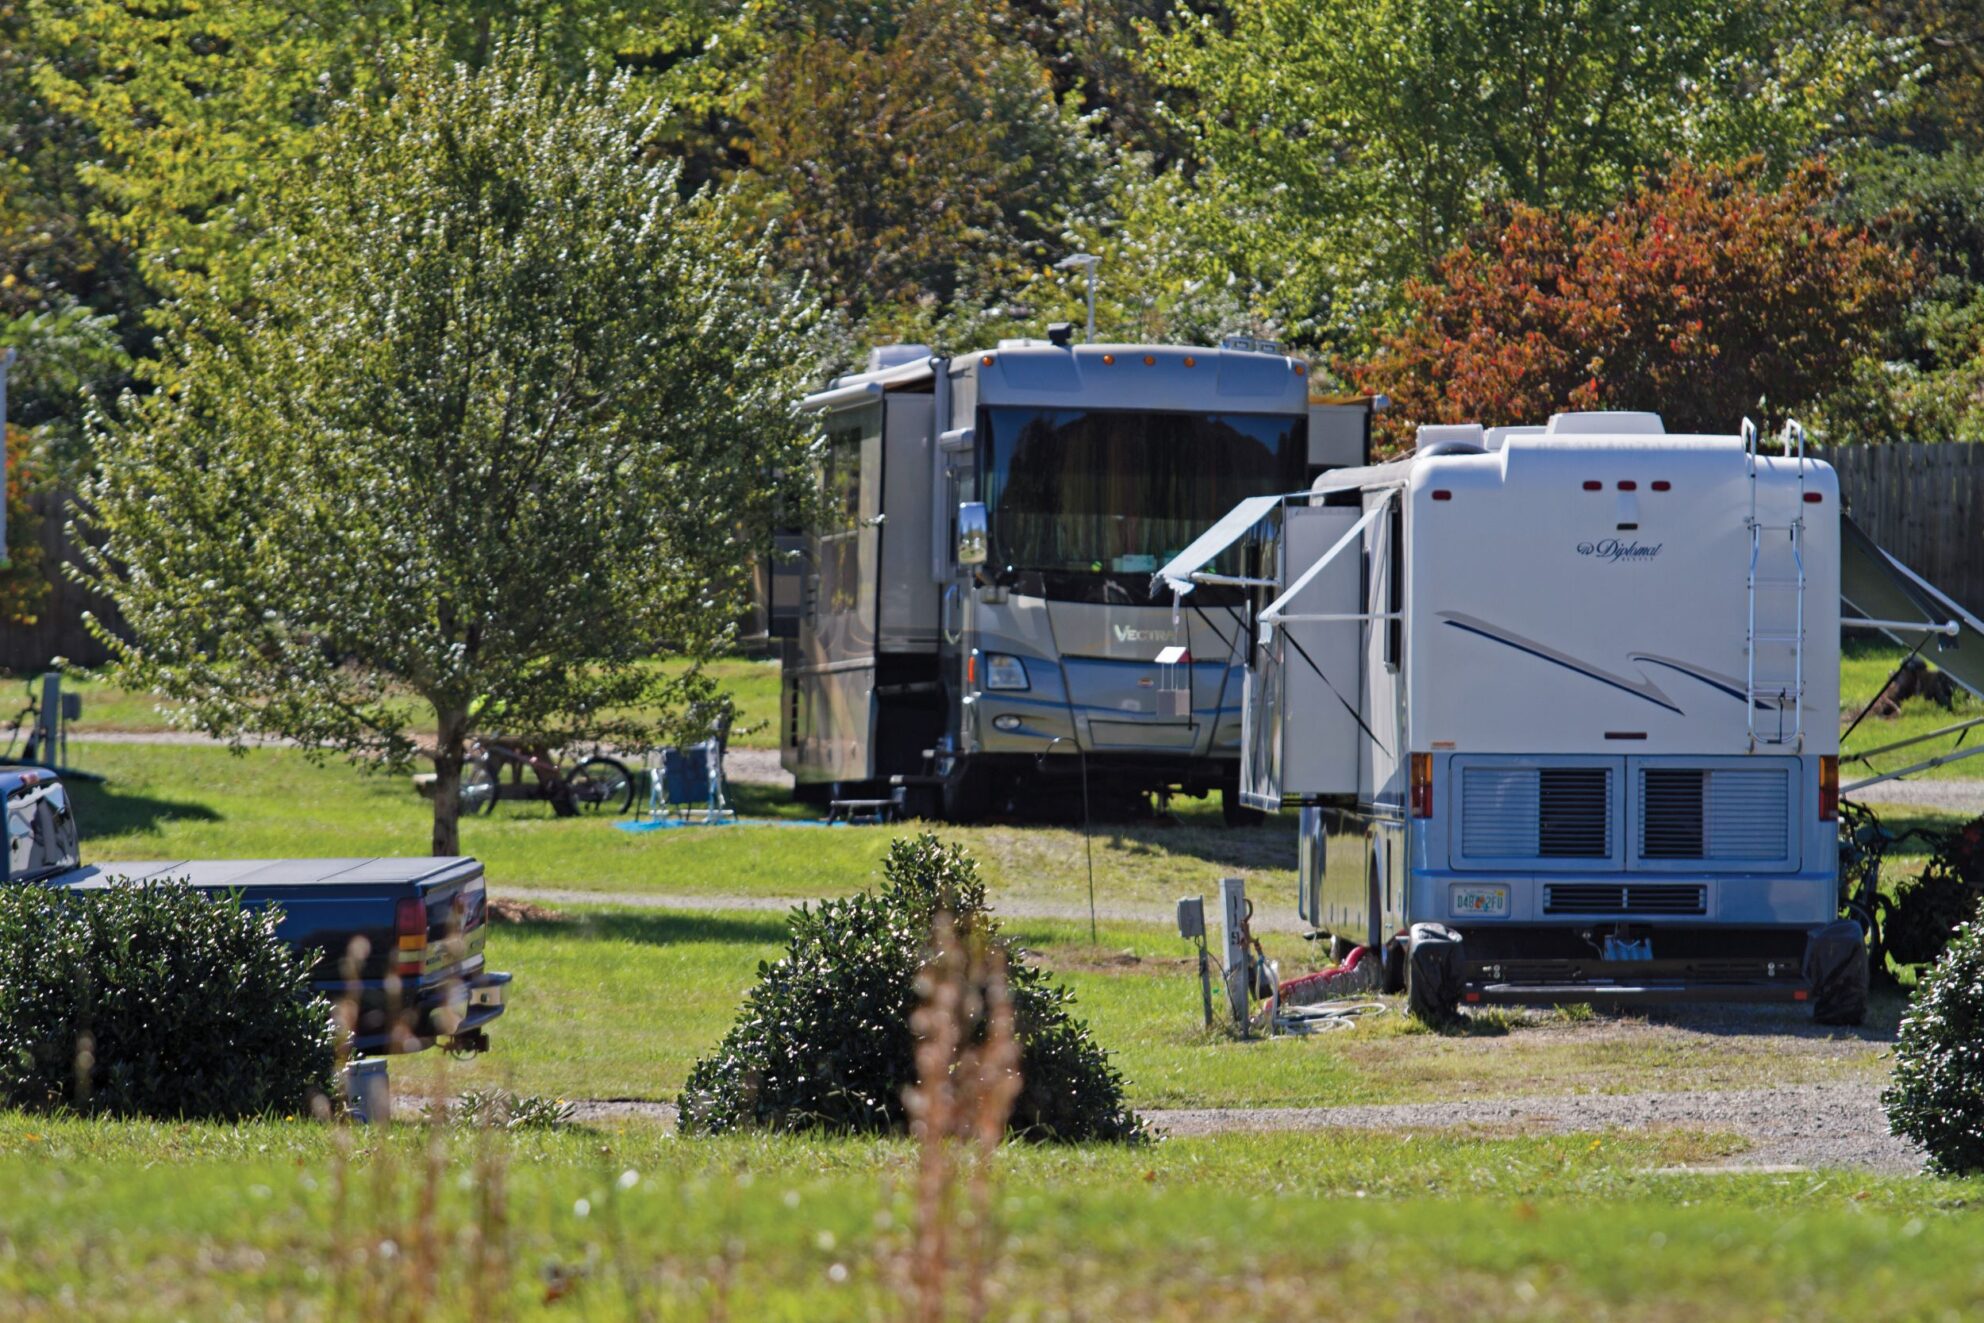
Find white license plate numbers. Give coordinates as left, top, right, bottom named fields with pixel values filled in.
left=1452, top=885, right=1509, bottom=917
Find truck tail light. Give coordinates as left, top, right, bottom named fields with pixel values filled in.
left=1819, top=755, right=1838, bottom=822
left=1410, top=753, right=1433, bottom=818
left=395, top=897, right=427, bottom=981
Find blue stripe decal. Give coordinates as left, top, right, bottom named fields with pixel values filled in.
left=1442, top=619, right=1685, bottom=716
left=1632, top=656, right=1774, bottom=712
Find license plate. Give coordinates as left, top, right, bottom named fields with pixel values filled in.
left=469, top=984, right=504, bottom=1009
left=1451, top=885, right=1509, bottom=917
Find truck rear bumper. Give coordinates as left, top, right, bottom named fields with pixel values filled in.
left=337, top=969, right=511, bottom=1055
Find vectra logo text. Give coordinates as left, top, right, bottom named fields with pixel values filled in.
left=1576, top=538, right=1662, bottom=563
left=1114, top=625, right=1181, bottom=643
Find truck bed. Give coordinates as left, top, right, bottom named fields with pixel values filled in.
left=48, top=856, right=505, bottom=1054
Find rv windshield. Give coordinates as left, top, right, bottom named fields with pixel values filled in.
left=979, top=406, right=1306, bottom=595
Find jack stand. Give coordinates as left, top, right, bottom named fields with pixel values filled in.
left=344, top=1059, right=390, bottom=1124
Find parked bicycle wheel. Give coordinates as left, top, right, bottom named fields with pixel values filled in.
left=459, top=760, right=498, bottom=816
left=566, top=756, right=635, bottom=815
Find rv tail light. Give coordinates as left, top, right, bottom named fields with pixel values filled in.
left=395, top=897, right=427, bottom=981
left=1819, top=755, right=1839, bottom=821
left=1410, top=753, right=1433, bottom=818
left=966, top=653, right=978, bottom=689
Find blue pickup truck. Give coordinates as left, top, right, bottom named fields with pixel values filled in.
left=3, top=767, right=509, bottom=1056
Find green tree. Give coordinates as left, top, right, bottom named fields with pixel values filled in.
left=28, top=0, right=707, bottom=303
left=1358, top=161, right=1908, bottom=442
left=731, top=0, right=1105, bottom=342
left=75, top=43, right=820, bottom=855
left=1140, top=0, right=1913, bottom=348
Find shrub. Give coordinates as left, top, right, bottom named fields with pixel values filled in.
left=0, top=882, right=336, bottom=1119
left=678, top=834, right=1146, bottom=1143
left=1884, top=918, right=1984, bottom=1175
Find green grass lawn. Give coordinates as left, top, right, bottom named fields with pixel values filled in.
left=1840, top=638, right=1984, bottom=782
left=4, top=654, right=788, bottom=748
left=389, top=903, right=1899, bottom=1109
left=0, top=1112, right=1976, bottom=1320
left=66, top=741, right=1300, bottom=915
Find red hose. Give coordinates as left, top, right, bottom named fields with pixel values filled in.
left=1277, top=945, right=1368, bottom=1002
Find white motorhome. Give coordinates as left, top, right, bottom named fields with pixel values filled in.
left=773, top=331, right=1379, bottom=821
left=1159, top=411, right=1875, bottom=1022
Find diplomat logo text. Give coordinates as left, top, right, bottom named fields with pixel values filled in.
left=1577, top=538, right=1663, bottom=563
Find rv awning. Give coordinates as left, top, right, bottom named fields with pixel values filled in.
left=1152, top=495, right=1285, bottom=597
left=1841, top=513, right=1984, bottom=703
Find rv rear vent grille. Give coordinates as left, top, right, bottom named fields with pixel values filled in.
left=1540, top=767, right=1611, bottom=858
left=1544, top=884, right=1707, bottom=916
left=1459, top=765, right=1612, bottom=860
left=1639, top=768, right=1791, bottom=861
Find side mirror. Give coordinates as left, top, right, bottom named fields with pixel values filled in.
left=957, top=501, right=988, bottom=568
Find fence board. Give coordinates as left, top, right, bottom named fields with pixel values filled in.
left=1818, top=442, right=1984, bottom=618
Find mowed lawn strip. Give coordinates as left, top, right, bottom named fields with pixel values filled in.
left=0, top=1114, right=1976, bottom=1321
left=388, top=905, right=1897, bottom=1109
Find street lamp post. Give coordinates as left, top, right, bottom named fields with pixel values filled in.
left=1055, top=253, right=1100, bottom=342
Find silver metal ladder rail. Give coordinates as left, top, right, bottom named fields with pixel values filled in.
left=1744, top=417, right=1808, bottom=750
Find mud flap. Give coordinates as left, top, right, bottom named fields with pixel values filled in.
left=1804, top=918, right=1869, bottom=1027
left=1407, top=923, right=1465, bottom=1023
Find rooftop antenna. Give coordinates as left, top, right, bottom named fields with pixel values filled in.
left=1055, top=252, right=1101, bottom=342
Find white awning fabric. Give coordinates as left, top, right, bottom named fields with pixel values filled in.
left=1152, top=494, right=1286, bottom=597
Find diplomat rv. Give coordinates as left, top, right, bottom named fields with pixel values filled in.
left=1159, top=411, right=1882, bottom=1022
left=774, top=332, right=1378, bottom=821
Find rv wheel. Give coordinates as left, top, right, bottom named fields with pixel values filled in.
left=1380, top=938, right=1407, bottom=995
left=941, top=762, right=991, bottom=823
left=1806, top=919, right=1870, bottom=1027
left=1221, top=791, right=1265, bottom=829
left=1406, top=923, right=1465, bottom=1024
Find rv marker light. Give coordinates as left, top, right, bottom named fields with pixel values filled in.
left=980, top=354, right=995, bottom=366
left=1582, top=480, right=1602, bottom=491
left=1431, top=489, right=1452, bottom=501
left=1804, top=491, right=1824, bottom=503
left=1183, top=356, right=1196, bottom=367
left=1617, top=480, right=1637, bottom=491
left=1652, top=480, right=1671, bottom=491
left=1143, top=355, right=1156, bottom=365
left=1102, top=354, right=1115, bottom=365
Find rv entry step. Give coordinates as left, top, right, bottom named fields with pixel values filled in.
left=1469, top=981, right=1811, bottom=1007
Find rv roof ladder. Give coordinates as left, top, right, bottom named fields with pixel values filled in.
left=1744, top=418, right=1808, bottom=751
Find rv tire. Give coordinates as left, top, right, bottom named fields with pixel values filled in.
left=1806, top=918, right=1870, bottom=1027
left=1406, top=923, right=1465, bottom=1024
left=941, top=762, right=991, bottom=823
left=1380, top=937, right=1407, bottom=995
left=1221, top=790, right=1265, bottom=829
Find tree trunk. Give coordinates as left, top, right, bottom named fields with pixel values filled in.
left=431, top=708, right=468, bottom=857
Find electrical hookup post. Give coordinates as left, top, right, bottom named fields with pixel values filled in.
left=1177, top=878, right=1261, bottom=1035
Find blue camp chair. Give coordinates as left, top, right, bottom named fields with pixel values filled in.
left=642, top=719, right=735, bottom=824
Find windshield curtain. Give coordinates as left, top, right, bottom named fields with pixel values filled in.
left=979, top=406, right=1306, bottom=584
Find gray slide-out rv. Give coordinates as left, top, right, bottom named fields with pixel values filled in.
left=772, top=332, right=1377, bottom=821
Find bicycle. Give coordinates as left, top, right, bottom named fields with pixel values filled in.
left=458, top=737, right=635, bottom=818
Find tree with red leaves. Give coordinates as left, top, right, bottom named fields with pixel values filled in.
left=1357, top=162, right=1910, bottom=448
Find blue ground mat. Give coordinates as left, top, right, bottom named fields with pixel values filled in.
left=613, top=816, right=842, bottom=833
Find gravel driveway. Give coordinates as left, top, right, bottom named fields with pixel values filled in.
left=564, top=1080, right=1917, bottom=1172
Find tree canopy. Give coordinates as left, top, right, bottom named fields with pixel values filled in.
left=75, top=42, right=820, bottom=853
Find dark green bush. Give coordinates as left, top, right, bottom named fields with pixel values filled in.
left=0, top=882, right=336, bottom=1119
left=1884, top=917, right=1984, bottom=1175
left=678, top=834, right=1146, bottom=1143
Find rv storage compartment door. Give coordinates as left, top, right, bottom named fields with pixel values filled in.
left=878, top=395, right=937, bottom=651
left=1242, top=506, right=1363, bottom=808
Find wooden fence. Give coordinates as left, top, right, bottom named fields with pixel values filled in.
left=1818, top=443, right=1984, bottom=618
left=0, top=490, right=119, bottom=675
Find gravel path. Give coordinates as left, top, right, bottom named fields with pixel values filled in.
left=1848, top=776, right=1984, bottom=815
left=564, top=1080, right=1916, bottom=1172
